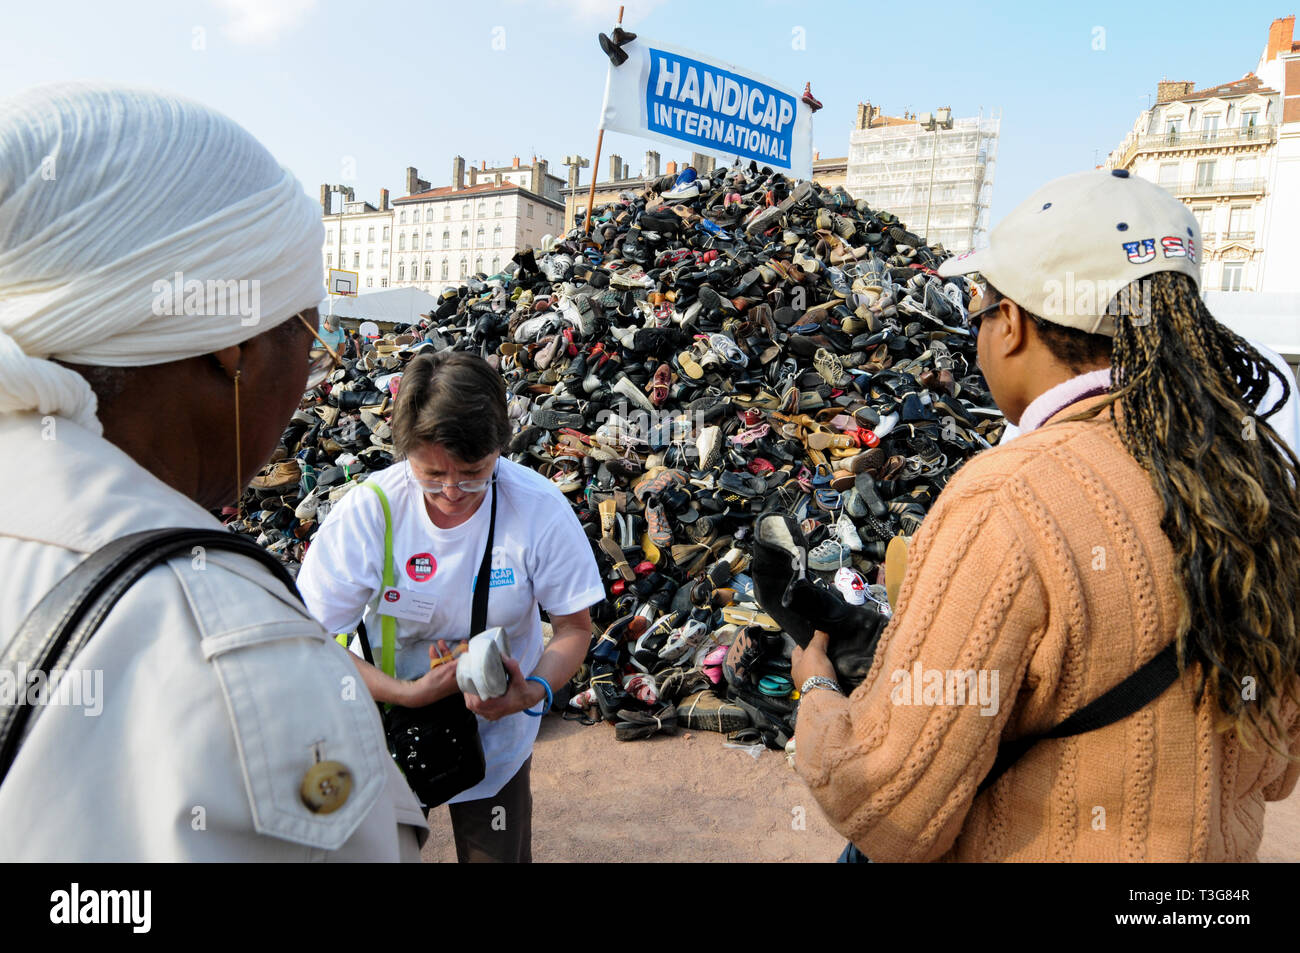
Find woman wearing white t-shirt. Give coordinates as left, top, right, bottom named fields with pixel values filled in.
left=297, top=351, right=604, bottom=862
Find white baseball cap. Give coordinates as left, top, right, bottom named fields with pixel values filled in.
left=938, top=169, right=1201, bottom=336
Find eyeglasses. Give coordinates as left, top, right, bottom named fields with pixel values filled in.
left=413, top=477, right=494, bottom=495
left=409, top=461, right=497, bottom=496
left=299, top=313, right=343, bottom=389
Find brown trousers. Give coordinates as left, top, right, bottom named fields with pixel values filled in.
left=446, top=757, right=533, bottom=863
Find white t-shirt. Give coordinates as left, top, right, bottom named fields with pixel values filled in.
left=296, top=456, right=604, bottom=803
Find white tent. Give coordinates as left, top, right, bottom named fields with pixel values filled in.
left=317, top=286, right=438, bottom=326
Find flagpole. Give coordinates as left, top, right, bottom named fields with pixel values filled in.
left=585, top=5, right=624, bottom=236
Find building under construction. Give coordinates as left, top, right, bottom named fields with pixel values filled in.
left=845, top=102, right=1000, bottom=254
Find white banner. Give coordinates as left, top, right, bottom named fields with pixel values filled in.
left=599, top=36, right=814, bottom=180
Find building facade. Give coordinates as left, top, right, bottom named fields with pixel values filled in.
left=389, top=157, right=565, bottom=292
left=845, top=102, right=1001, bottom=254
left=1106, top=16, right=1300, bottom=293
left=811, top=152, right=848, bottom=193
left=320, top=187, right=393, bottom=292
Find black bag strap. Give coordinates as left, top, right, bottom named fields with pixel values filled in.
left=358, top=477, right=498, bottom=667
left=471, top=479, right=498, bottom=637
left=0, top=528, right=300, bottom=789
left=977, top=640, right=1180, bottom=795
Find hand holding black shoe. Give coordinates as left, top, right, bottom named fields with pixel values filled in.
left=751, top=513, right=885, bottom=689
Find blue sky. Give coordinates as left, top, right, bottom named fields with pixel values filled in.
left=0, top=0, right=1286, bottom=225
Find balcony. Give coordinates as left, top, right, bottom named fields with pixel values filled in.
left=1169, top=178, right=1266, bottom=198
left=1117, top=124, right=1276, bottom=167
left=1224, top=231, right=1256, bottom=242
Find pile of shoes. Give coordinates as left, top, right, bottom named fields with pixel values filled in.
left=230, top=161, right=1005, bottom=750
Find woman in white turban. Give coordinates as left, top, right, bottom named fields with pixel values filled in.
left=0, top=83, right=425, bottom=861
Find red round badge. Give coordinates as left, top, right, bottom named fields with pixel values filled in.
left=406, top=553, right=436, bottom=582
left=383, top=590, right=401, bottom=603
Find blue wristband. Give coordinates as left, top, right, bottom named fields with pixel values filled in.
left=524, top=676, right=552, bottom=717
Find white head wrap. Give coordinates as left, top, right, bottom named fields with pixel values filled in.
left=0, top=83, right=324, bottom=434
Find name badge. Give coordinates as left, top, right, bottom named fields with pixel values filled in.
left=376, top=586, right=436, bottom=623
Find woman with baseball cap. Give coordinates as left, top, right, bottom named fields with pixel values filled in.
left=791, top=169, right=1300, bottom=861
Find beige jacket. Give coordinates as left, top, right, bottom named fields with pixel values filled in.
left=0, top=412, right=424, bottom=861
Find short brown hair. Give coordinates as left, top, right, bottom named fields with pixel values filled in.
left=391, top=351, right=510, bottom=461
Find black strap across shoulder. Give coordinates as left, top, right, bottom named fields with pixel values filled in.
left=976, top=640, right=1181, bottom=795
left=0, top=528, right=300, bottom=789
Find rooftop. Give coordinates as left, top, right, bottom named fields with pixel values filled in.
left=1170, top=73, right=1278, bottom=102
left=393, top=180, right=562, bottom=207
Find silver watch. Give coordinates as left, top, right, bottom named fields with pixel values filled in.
left=799, top=675, right=843, bottom=697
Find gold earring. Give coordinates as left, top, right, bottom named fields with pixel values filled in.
left=234, top=369, right=243, bottom=509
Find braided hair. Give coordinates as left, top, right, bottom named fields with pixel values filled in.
left=1045, top=272, right=1300, bottom=750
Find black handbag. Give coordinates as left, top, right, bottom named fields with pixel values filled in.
left=0, top=529, right=300, bottom=788
left=356, top=481, right=497, bottom=808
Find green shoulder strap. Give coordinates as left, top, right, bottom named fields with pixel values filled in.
left=360, top=480, right=398, bottom=678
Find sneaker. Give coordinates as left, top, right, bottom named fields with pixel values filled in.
left=833, top=566, right=868, bottom=605
left=808, top=537, right=849, bottom=571
left=833, top=513, right=864, bottom=553
left=696, top=425, right=723, bottom=469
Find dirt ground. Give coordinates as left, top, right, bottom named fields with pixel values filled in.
left=420, top=714, right=1300, bottom=863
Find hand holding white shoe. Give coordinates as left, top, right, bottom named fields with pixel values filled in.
left=463, top=655, right=547, bottom=722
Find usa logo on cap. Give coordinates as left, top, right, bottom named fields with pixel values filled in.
left=1123, top=238, right=1156, bottom=264
left=1161, top=236, right=1187, bottom=259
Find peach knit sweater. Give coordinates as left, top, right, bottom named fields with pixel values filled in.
left=796, top=395, right=1300, bottom=861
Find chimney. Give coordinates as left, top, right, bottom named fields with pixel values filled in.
left=1267, top=15, right=1296, bottom=62
left=666, top=160, right=678, bottom=175
left=567, top=163, right=581, bottom=189
left=468, top=165, right=478, bottom=187
left=1156, top=80, right=1195, bottom=104
left=495, top=172, right=503, bottom=186
left=379, top=188, right=389, bottom=211
left=405, top=167, right=421, bottom=195
left=512, top=156, right=520, bottom=169
left=608, top=154, right=623, bottom=181
left=855, top=102, right=869, bottom=129
left=451, top=157, right=465, bottom=191
left=320, top=184, right=331, bottom=215
left=645, top=150, right=660, bottom=178
left=480, top=159, right=487, bottom=171
left=530, top=156, right=544, bottom=193
left=813, top=150, right=820, bottom=161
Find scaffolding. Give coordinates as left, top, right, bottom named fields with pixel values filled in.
left=845, top=109, right=1001, bottom=254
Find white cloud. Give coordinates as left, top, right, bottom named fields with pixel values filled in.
left=212, top=0, right=318, bottom=46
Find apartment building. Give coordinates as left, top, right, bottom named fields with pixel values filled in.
left=1106, top=16, right=1300, bottom=292
left=320, top=187, right=393, bottom=291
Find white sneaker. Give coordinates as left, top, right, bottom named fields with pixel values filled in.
left=612, top=375, right=655, bottom=413
left=834, top=566, right=868, bottom=605
left=456, top=626, right=512, bottom=699
left=833, top=513, right=864, bottom=553
left=697, top=425, right=722, bottom=468
left=294, top=486, right=323, bottom=521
